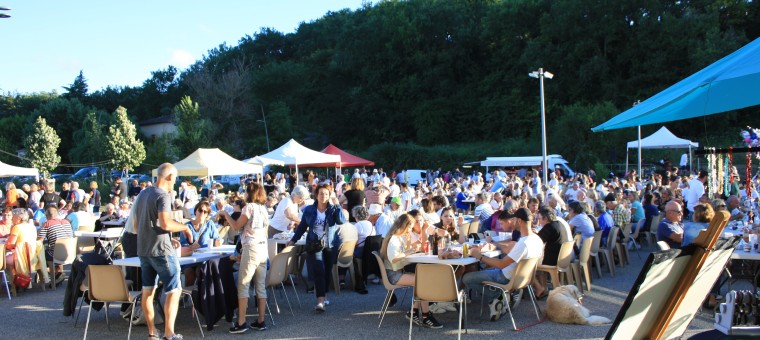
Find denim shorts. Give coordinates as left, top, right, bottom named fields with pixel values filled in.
left=140, top=255, right=181, bottom=293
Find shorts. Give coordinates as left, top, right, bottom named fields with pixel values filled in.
left=140, top=255, right=181, bottom=293
left=386, top=269, right=404, bottom=285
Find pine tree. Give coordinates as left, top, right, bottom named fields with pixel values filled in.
left=105, top=106, right=146, bottom=172
left=24, top=116, right=61, bottom=178
left=62, top=70, right=88, bottom=101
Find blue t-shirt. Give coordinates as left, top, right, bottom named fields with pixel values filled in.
left=631, top=200, right=645, bottom=222
left=179, top=219, right=220, bottom=248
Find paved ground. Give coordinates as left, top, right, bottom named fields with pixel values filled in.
left=0, top=245, right=741, bottom=340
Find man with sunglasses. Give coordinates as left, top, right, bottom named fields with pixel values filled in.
left=657, top=201, right=684, bottom=249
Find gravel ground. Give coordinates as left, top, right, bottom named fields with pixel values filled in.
left=0, top=246, right=740, bottom=340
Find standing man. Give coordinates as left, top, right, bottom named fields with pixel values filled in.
left=136, top=163, right=187, bottom=340
left=685, top=170, right=707, bottom=218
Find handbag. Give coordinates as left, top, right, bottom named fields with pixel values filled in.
left=305, top=230, right=326, bottom=254
left=12, top=243, right=32, bottom=289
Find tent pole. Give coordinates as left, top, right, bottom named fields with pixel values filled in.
left=638, top=125, right=642, bottom=177
left=626, top=151, right=629, bottom=177
left=689, top=145, right=693, bottom=174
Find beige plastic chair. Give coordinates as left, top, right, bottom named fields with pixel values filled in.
left=372, top=251, right=410, bottom=328
left=588, top=229, right=604, bottom=278
left=573, top=233, right=582, bottom=249
left=409, top=264, right=467, bottom=340
left=598, top=227, right=619, bottom=277
left=480, top=257, right=541, bottom=331
left=83, top=265, right=139, bottom=340
left=615, top=223, right=631, bottom=267
left=645, top=215, right=662, bottom=248
left=266, top=246, right=295, bottom=320
left=47, top=237, right=78, bottom=291
left=283, top=245, right=302, bottom=308
left=0, top=245, right=10, bottom=300
left=629, top=219, right=645, bottom=259
left=77, top=225, right=96, bottom=255
left=571, top=235, right=594, bottom=292
left=536, top=241, right=575, bottom=290
left=331, top=240, right=357, bottom=295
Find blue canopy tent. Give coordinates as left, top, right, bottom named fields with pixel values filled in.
left=592, top=37, right=760, bottom=132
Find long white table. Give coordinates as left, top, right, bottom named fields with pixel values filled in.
left=193, top=245, right=236, bottom=254
left=405, top=249, right=502, bottom=266
left=74, top=229, right=124, bottom=239
left=113, top=252, right=229, bottom=267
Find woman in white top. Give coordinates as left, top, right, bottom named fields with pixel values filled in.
left=268, top=185, right=309, bottom=237
left=420, top=198, right=440, bottom=224
left=380, top=214, right=442, bottom=328
left=219, top=182, right=270, bottom=332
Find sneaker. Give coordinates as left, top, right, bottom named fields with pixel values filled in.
left=509, top=290, right=523, bottom=309
left=429, top=304, right=445, bottom=314
left=324, top=299, right=330, bottom=305
left=162, top=335, right=183, bottom=340
left=228, top=322, right=249, bottom=334
left=442, top=302, right=458, bottom=312
left=421, top=312, right=443, bottom=329
left=371, top=277, right=381, bottom=285
left=250, top=320, right=267, bottom=331
left=489, top=298, right=504, bottom=321
left=405, top=310, right=421, bottom=325
left=315, top=302, right=326, bottom=313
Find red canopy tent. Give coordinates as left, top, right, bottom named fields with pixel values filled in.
left=305, top=144, right=374, bottom=168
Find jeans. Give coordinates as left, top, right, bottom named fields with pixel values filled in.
left=306, top=247, right=336, bottom=298
left=140, top=254, right=181, bottom=293
left=462, top=268, right=509, bottom=302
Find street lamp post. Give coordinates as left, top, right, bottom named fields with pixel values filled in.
left=529, top=68, right=553, bottom=186
left=258, top=104, right=270, bottom=152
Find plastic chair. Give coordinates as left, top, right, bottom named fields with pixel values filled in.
left=536, top=241, right=575, bottom=290
left=47, top=237, right=78, bottom=291
left=645, top=215, right=662, bottom=249
left=588, top=229, right=604, bottom=278
left=409, top=264, right=467, bottom=340
left=82, top=265, right=139, bottom=340
left=656, top=241, right=671, bottom=251
left=266, top=246, right=295, bottom=320
left=0, top=245, right=10, bottom=300
left=283, top=245, right=302, bottom=308
left=598, top=227, right=619, bottom=277
left=571, top=235, right=595, bottom=292
left=616, top=223, right=632, bottom=267
left=372, top=251, right=409, bottom=328
left=629, top=219, right=645, bottom=259
left=331, top=240, right=356, bottom=295
left=480, top=257, right=541, bottom=331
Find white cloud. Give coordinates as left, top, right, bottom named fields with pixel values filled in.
left=168, top=49, right=196, bottom=69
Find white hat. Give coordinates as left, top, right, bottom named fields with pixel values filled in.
left=368, top=204, right=383, bottom=215
left=373, top=169, right=378, bottom=173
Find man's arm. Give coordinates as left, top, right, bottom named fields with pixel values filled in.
left=158, top=211, right=189, bottom=233
left=470, top=245, right=514, bottom=269
left=668, top=230, right=683, bottom=244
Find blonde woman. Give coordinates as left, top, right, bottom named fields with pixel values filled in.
left=380, top=214, right=442, bottom=329
left=340, top=178, right=366, bottom=222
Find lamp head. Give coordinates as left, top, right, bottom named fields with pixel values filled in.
left=528, top=71, right=539, bottom=79
left=544, top=71, right=554, bottom=79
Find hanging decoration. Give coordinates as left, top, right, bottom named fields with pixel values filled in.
left=740, top=127, right=760, bottom=159
left=724, top=154, right=731, bottom=197
left=707, top=149, right=715, bottom=199
left=717, top=153, right=724, bottom=196
left=728, top=147, right=734, bottom=184
left=746, top=153, right=754, bottom=222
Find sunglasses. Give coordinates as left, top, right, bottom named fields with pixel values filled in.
left=199, top=210, right=210, bottom=214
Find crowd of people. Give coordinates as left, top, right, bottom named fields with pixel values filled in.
left=3, top=162, right=757, bottom=338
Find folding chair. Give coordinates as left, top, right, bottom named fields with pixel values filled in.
left=410, top=264, right=467, bottom=340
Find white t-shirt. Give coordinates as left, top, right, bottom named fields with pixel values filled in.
left=270, top=197, right=296, bottom=232
left=502, top=234, right=543, bottom=280
left=686, top=179, right=704, bottom=212
left=385, top=234, right=408, bottom=271
left=314, top=209, right=326, bottom=238
left=423, top=212, right=440, bottom=224
left=389, top=184, right=401, bottom=198
left=354, top=220, right=375, bottom=247
left=375, top=214, right=393, bottom=237
left=400, top=191, right=412, bottom=211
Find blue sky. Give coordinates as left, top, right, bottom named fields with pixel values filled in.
left=0, top=1, right=371, bottom=94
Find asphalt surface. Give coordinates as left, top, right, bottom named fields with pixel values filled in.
left=0, top=245, right=744, bottom=340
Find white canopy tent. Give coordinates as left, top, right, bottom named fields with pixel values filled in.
left=152, top=148, right=262, bottom=178
left=0, top=161, right=38, bottom=178
left=257, top=139, right=341, bottom=180
left=626, top=126, right=699, bottom=174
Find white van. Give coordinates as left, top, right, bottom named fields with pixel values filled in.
left=479, top=155, right=575, bottom=177
left=398, top=169, right=428, bottom=187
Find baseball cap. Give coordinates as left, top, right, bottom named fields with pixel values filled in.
left=391, top=196, right=402, bottom=206
left=604, top=193, right=617, bottom=203
left=368, top=204, right=383, bottom=215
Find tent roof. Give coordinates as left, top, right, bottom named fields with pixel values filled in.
left=257, top=139, right=340, bottom=167
left=593, top=37, right=760, bottom=131
left=242, top=155, right=285, bottom=167
left=152, top=148, right=262, bottom=177
left=626, top=126, right=698, bottom=149
left=306, top=144, right=374, bottom=168
left=0, top=161, right=38, bottom=178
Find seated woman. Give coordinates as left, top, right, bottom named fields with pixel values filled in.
left=343, top=205, right=375, bottom=294
left=434, top=206, right=465, bottom=244
left=420, top=198, right=440, bottom=224
left=682, top=203, right=714, bottom=247
left=381, top=214, right=443, bottom=329
left=531, top=207, right=565, bottom=298
left=0, top=206, right=13, bottom=238
left=179, top=201, right=221, bottom=286
left=6, top=208, right=37, bottom=250
left=567, top=201, right=595, bottom=243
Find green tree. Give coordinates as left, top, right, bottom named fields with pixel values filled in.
left=105, top=106, right=146, bottom=172
left=143, top=133, right=179, bottom=171
left=69, top=112, right=106, bottom=164
left=62, top=70, right=88, bottom=101
left=24, top=116, right=61, bottom=177
left=173, top=95, right=213, bottom=157
left=33, top=97, right=92, bottom=164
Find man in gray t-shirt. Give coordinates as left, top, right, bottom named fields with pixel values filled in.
left=136, top=163, right=188, bottom=340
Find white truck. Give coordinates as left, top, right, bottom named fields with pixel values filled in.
left=479, top=154, right=575, bottom=177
